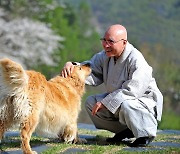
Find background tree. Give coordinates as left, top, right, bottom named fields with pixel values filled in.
left=0, top=8, right=62, bottom=68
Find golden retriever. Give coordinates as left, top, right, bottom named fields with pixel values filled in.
left=0, top=58, right=91, bottom=154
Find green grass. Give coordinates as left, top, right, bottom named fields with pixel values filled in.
left=1, top=129, right=179, bottom=154
left=159, top=111, right=180, bottom=130
left=42, top=129, right=180, bottom=154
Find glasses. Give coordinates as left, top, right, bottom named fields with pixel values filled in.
left=100, top=38, right=126, bottom=46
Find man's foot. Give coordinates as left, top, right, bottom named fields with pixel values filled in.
left=129, top=136, right=154, bottom=147
left=106, top=128, right=134, bottom=143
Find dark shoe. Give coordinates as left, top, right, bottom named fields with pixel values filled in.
left=106, top=128, right=134, bottom=143
left=129, top=136, right=154, bottom=147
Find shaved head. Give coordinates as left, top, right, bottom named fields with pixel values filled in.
left=105, top=24, right=127, bottom=40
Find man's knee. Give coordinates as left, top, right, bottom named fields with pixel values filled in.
left=85, top=95, right=96, bottom=111
left=121, top=100, right=132, bottom=112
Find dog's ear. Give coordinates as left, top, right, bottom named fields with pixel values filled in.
left=83, top=63, right=91, bottom=67
left=72, top=62, right=78, bottom=65
left=80, top=62, right=91, bottom=67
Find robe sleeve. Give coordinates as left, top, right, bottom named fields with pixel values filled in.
left=84, top=52, right=104, bottom=86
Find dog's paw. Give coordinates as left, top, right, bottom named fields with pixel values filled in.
left=63, top=135, right=75, bottom=143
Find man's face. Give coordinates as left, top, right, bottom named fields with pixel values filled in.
left=101, top=30, right=127, bottom=58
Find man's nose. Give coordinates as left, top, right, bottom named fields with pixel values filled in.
left=103, top=42, right=111, bottom=48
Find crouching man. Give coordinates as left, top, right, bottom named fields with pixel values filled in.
left=61, top=24, right=163, bottom=147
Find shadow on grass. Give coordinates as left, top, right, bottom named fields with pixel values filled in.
left=0, top=134, right=112, bottom=152
left=78, top=134, right=129, bottom=146
left=0, top=136, right=64, bottom=153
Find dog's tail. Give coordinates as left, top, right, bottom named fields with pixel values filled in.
left=0, top=58, right=28, bottom=104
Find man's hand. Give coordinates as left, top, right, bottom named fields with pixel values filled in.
left=61, top=62, right=74, bottom=78
left=92, top=102, right=105, bottom=115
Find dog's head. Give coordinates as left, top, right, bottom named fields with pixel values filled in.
left=71, top=63, right=91, bottom=82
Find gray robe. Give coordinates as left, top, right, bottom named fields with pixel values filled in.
left=85, top=42, right=163, bottom=122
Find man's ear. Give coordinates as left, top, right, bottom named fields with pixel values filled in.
left=123, top=40, right=127, bottom=45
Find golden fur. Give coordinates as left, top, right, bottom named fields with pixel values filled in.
left=0, top=58, right=91, bottom=154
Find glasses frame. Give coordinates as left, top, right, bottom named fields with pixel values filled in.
left=100, top=38, right=126, bottom=46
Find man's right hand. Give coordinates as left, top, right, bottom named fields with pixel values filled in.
left=92, top=102, right=106, bottom=116
left=61, top=62, right=74, bottom=78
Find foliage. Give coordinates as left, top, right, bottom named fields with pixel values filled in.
left=88, top=0, right=180, bottom=52
left=159, top=110, right=180, bottom=130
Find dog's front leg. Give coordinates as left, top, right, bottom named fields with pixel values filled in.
left=62, top=123, right=78, bottom=143
left=20, top=115, right=39, bottom=154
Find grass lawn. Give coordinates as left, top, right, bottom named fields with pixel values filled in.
left=0, top=128, right=179, bottom=154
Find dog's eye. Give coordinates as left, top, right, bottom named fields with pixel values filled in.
left=79, top=67, right=82, bottom=70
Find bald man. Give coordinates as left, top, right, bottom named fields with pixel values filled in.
left=61, top=24, right=163, bottom=147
